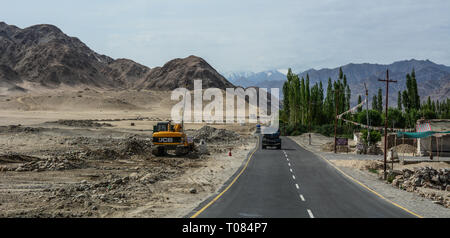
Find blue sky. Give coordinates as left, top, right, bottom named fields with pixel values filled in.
left=1, top=0, right=449, bottom=72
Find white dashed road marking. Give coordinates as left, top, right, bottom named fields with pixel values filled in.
left=282, top=150, right=311, bottom=217
left=307, top=209, right=314, bottom=218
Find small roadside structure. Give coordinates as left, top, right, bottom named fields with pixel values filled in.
left=397, top=119, right=450, bottom=157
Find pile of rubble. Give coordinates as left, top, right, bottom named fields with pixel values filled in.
left=120, top=138, right=153, bottom=156
left=382, top=167, right=450, bottom=208
left=83, top=148, right=123, bottom=161
left=77, top=137, right=153, bottom=160
left=321, top=142, right=354, bottom=153
left=392, top=144, right=416, bottom=154
left=193, top=126, right=240, bottom=143
left=46, top=168, right=184, bottom=217
left=0, top=153, right=39, bottom=163
left=14, top=157, right=87, bottom=172
left=0, top=125, right=41, bottom=134
left=52, top=120, right=113, bottom=128
left=355, top=144, right=383, bottom=155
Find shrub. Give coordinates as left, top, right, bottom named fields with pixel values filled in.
left=361, top=129, right=382, bottom=146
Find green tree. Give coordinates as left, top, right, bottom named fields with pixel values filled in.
left=397, top=91, right=402, bottom=111
left=324, top=78, right=334, bottom=122
left=361, top=129, right=382, bottom=146
left=357, top=95, right=363, bottom=112
left=411, top=69, right=420, bottom=109
left=357, top=110, right=383, bottom=127
left=377, top=88, right=383, bottom=113
left=282, top=81, right=290, bottom=122
left=306, top=74, right=311, bottom=123
left=300, top=77, right=306, bottom=124
left=372, top=95, right=378, bottom=111
left=402, top=90, right=409, bottom=111
left=382, top=108, right=406, bottom=129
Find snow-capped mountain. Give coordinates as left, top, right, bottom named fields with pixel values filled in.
left=225, top=69, right=288, bottom=88
left=224, top=59, right=450, bottom=105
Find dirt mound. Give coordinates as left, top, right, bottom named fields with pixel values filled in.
left=0, top=125, right=41, bottom=134
left=52, top=120, right=113, bottom=128
left=82, top=138, right=153, bottom=160
left=192, top=126, right=240, bottom=143
left=121, top=138, right=152, bottom=156
left=83, top=149, right=123, bottom=161
left=392, top=144, right=416, bottom=154
left=14, top=157, right=87, bottom=172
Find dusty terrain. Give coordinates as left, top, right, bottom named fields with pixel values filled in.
left=0, top=90, right=257, bottom=218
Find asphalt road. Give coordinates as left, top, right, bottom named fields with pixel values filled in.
left=193, top=136, right=417, bottom=218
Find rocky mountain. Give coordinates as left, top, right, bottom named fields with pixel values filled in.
left=0, top=22, right=233, bottom=93
left=299, top=59, right=450, bottom=104
left=228, top=60, right=450, bottom=105
left=136, top=56, right=234, bottom=90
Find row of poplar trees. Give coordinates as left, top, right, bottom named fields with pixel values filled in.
left=282, top=68, right=351, bottom=127
left=282, top=67, right=450, bottom=133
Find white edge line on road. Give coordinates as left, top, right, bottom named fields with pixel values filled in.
left=300, top=195, right=305, bottom=202
left=295, top=184, right=299, bottom=190
left=292, top=175, right=296, bottom=180
left=307, top=209, right=314, bottom=218
left=291, top=137, right=424, bottom=218
left=190, top=136, right=259, bottom=218
left=288, top=163, right=291, bottom=167
left=290, top=169, right=293, bottom=173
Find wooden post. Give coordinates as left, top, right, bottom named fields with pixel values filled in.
left=378, top=70, right=397, bottom=180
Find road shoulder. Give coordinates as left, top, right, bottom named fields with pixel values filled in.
left=185, top=135, right=259, bottom=218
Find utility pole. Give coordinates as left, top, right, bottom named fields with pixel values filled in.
left=334, top=88, right=339, bottom=153
left=378, top=70, right=397, bottom=180
left=364, top=83, right=370, bottom=148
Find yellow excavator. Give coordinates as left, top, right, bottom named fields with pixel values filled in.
left=152, top=121, right=195, bottom=156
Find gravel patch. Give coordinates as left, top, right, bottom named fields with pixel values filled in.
left=337, top=166, right=450, bottom=218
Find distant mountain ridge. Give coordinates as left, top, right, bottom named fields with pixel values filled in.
left=226, top=60, right=450, bottom=105
left=0, top=22, right=233, bottom=93
left=225, top=70, right=287, bottom=88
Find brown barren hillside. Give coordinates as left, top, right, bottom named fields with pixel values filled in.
left=0, top=22, right=234, bottom=94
